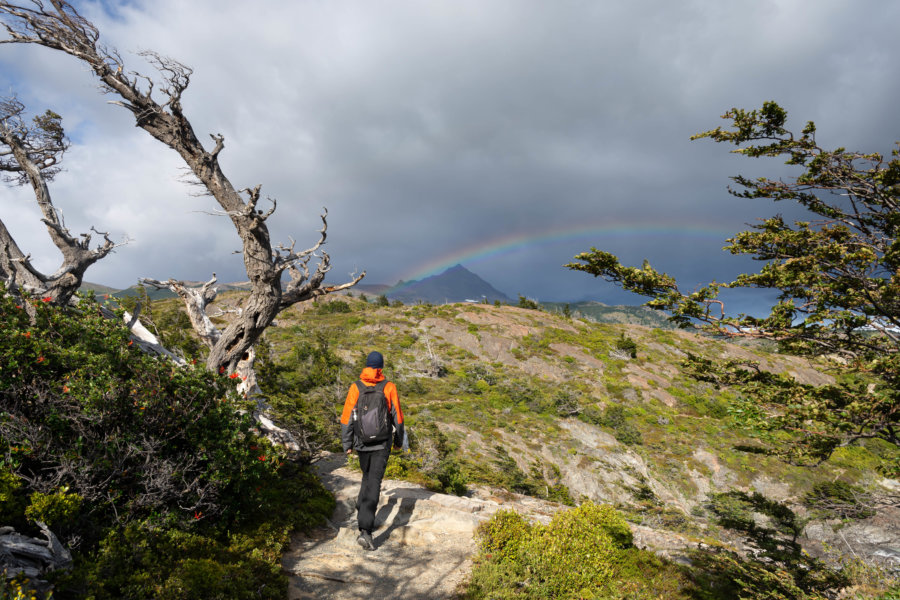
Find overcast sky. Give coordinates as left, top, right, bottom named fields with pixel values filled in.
left=2, top=0, right=899, bottom=306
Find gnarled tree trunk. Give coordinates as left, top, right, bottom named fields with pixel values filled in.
left=0, top=0, right=363, bottom=375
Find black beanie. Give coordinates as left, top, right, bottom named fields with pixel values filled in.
left=366, top=351, right=384, bottom=369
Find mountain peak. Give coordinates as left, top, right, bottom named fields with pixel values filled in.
left=388, top=264, right=511, bottom=304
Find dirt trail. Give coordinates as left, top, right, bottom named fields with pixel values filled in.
left=281, top=452, right=562, bottom=600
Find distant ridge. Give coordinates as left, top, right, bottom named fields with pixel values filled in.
left=386, top=264, right=512, bottom=304
left=79, top=277, right=674, bottom=329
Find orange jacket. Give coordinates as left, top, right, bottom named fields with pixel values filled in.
left=341, top=367, right=404, bottom=451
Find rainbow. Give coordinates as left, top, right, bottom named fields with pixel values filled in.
left=390, top=221, right=734, bottom=288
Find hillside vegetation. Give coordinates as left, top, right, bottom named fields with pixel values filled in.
left=0, top=291, right=334, bottom=599
left=255, top=294, right=894, bottom=497
left=5, top=290, right=898, bottom=599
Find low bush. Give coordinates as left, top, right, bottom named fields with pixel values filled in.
left=614, top=333, right=637, bottom=358
left=803, top=480, right=876, bottom=520
left=517, top=296, right=541, bottom=310
left=466, top=502, right=692, bottom=599
left=581, top=404, right=643, bottom=446
left=1, top=292, right=274, bottom=530
left=316, top=299, right=351, bottom=314
left=383, top=421, right=467, bottom=495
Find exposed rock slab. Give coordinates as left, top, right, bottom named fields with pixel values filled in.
left=283, top=453, right=565, bottom=600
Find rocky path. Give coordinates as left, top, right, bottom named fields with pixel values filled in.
left=281, top=452, right=563, bottom=600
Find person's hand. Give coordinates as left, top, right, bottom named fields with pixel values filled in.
left=346, top=449, right=352, bottom=455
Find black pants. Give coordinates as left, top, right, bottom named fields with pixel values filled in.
left=357, top=446, right=391, bottom=533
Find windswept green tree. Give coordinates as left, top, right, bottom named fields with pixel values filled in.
left=568, top=102, right=898, bottom=471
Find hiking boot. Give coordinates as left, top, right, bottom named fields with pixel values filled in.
left=356, top=530, right=375, bottom=551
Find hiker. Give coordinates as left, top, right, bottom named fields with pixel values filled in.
left=341, top=350, right=405, bottom=551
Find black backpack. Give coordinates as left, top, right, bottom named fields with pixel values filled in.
left=354, top=380, right=392, bottom=444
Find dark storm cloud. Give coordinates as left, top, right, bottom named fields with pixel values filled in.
left=2, top=0, right=899, bottom=305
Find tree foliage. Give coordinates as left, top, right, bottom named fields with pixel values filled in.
left=517, top=295, right=540, bottom=310
left=567, top=102, right=899, bottom=469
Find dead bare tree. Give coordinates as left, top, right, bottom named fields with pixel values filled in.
left=0, top=96, right=118, bottom=304
left=0, top=0, right=364, bottom=377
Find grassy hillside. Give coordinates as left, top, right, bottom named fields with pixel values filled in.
left=253, top=295, right=891, bottom=490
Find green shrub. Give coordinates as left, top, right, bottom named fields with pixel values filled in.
left=517, top=295, right=540, bottom=310
left=604, top=405, right=643, bottom=445
left=468, top=502, right=677, bottom=599
left=582, top=404, right=643, bottom=446
left=257, top=330, right=347, bottom=455
left=468, top=500, right=851, bottom=599
left=491, top=446, right=538, bottom=496
left=116, top=287, right=204, bottom=362
left=688, top=548, right=835, bottom=600
left=476, top=509, right=533, bottom=563
left=803, top=481, right=876, bottom=520
left=71, top=523, right=279, bottom=600
left=0, top=467, right=26, bottom=527
left=25, top=487, right=83, bottom=527
left=614, top=333, right=637, bottom=358
left=384, top=421, right=467, bottom=495
left=61, top=462, right=333, bottom=599
left=454, top=364, right=500, bottom=395
left=870, top=586, right=900, bottom=600
left=317, top=299, right=351, bottom=314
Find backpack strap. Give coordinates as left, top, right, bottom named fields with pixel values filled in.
left=356, top=379, right=388, bottom=398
